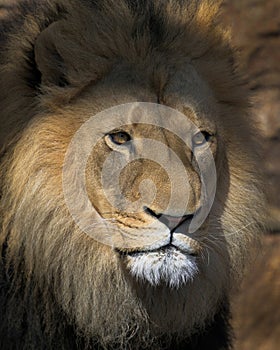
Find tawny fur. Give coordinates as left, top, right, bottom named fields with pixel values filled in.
left=0, top=1, right=265, bottom=349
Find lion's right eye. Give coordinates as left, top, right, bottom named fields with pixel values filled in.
left=109, top=131, right=131, bottom=145
left=192, top=131, right=212, bottom=147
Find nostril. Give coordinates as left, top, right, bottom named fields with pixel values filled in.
left=143, top=206, right=161, bottom=219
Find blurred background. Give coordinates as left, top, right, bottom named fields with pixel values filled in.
left=222, top=1, right=280, bottom=349
left=1, top=0, right=279, bottom=349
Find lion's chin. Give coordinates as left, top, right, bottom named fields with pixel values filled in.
left=124, top=246, right=199, bottom=289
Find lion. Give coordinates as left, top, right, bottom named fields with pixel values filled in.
left=0, top=0, right=265, bottom=349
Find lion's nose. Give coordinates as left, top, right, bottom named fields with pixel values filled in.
left=144, top=207, right=194, bottom=231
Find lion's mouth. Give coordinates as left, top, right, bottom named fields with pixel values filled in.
left=116, top=241, right=200, bottom=257
left=121, top=244, right=200, bottom=288
left=129, top=244, right=197, bottom=256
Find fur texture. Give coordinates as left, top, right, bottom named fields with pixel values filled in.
left=0, top=1, right=265, bottom=349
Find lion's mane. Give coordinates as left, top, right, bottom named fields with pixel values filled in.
left=0, top=1, right=265, bottom=349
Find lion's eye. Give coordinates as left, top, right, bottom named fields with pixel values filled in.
left=109, top=131, right=131, bottom=145
left=192, top=131, right=212, bottom=147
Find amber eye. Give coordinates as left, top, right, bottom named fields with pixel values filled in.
left=192, top=131, right=212, bottom=147
left=109, top=131, right=131, bottom=145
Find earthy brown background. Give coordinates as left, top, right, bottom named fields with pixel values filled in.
left=1, top=1, right=279, bottom=349
left=222, top=1, right=280, bottom=349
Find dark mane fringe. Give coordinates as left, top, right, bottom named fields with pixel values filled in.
left=0, top=0, right=68, bottom=153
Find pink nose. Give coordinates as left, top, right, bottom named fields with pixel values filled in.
left=159, top=214, right=193, bottom=230
left=144, top=207, right=194, bottom=230
left=163, top=215, right=185, bottom=226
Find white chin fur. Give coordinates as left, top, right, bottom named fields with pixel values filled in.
left=126, top=247, right=199, bottom=289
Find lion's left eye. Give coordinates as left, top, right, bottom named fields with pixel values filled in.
left=192, top=131, right=212, bottom=147
left=109, top=131, right=131, bottom=145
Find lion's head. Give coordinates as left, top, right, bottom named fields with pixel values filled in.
left=0, top=0, right=265, bottom=349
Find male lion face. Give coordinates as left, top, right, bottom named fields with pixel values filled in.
left=63, top=64, right=218, bottom=288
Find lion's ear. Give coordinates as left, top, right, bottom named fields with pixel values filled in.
left=34, top=22, right=69, bottom=87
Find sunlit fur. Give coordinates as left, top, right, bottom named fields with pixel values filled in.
left=0, top=1, right=265, bottom=349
